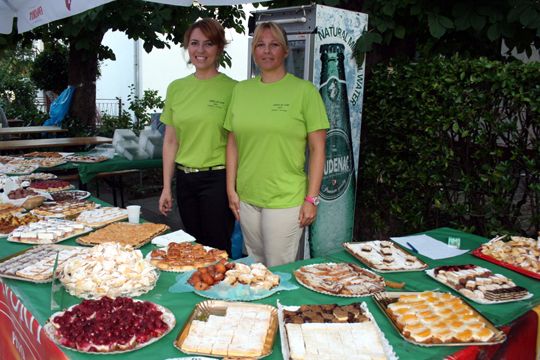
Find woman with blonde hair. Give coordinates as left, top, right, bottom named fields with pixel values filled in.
left=159, top=18, right=236, bottom=254
left=224, top=22, right=329, bottom=266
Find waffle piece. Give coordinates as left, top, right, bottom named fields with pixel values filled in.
left=76, top=222, right=169, bottom=248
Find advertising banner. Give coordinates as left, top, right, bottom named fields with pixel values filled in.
left=0, top=280, right=67, bottom=360
left=310, top=5, right=368, bottom=257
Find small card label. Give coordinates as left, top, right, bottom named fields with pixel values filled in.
left=448, top=237, right=461, bottom=248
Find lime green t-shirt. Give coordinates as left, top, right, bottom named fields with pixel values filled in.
left=224, top=73, right=329, bottom=208
left=161, top=73, right=237, bottom=167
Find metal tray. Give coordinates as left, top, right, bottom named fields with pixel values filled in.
left=44, top=301, right=175, bottom=354
left=425, top=268, right=533, bottom=304
left=373, top=291, right=507, bottom=347
left=0, top=244, right=83, bottom=283
left=277, top=301, right=398, bottom=360
left=175, top=300, right=277, bottom=358
left=343, top=241, right=428, bottom=273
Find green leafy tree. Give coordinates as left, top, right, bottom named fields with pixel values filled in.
left=0, top=44, right=44, bottom=123
left=267, top=0, right=540, bottom=64
left=30, top=43, right=69, bottom=95
left=0, top=0, right=245, bottom=130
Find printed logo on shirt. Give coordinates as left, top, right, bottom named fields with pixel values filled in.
left=208, top=99, right=225, bottom=109
left=271, top=103, right=290, bottom=112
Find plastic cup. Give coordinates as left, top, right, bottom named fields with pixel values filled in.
left=127, top=205, right=141, bottom=224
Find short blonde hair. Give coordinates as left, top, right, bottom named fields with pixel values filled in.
left=251, top=22, right=289, bottom=53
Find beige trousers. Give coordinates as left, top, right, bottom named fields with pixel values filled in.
left=239, top=201, right=304, bottom=267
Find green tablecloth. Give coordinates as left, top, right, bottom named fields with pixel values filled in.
left=46, top=155, right=162, bottom=184
left=1, top=207, right=539, bottom=359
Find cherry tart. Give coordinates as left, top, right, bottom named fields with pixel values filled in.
left=29, top=179, right=72, bottom=192
left=46, top=297, right=175, bottom=353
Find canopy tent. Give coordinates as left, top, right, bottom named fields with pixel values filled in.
left=0, top=0, right=267, bottom=34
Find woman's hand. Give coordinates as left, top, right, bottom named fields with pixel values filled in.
left=228, top=190, right=241, bottom=220
left=159, top=188, right=173, bottom=216
left=299, top=201, right=317, bottom=227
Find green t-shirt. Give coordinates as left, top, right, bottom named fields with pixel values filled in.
left=224, top=73, right=329, bottom=208
left=161, top=73, right=236, bottom=167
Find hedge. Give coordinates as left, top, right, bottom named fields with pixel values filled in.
left=356, top=56, right=539, bottom=240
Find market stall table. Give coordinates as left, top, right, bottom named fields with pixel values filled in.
left=51, top=155, right=162, bottom=184
left=0, top=137, right=112, bottom=152
left=0, top=126, right=67, bottom=137
left=0, top=217, right=539, bottom=359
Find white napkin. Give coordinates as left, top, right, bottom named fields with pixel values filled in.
left=391, top=234, right=469, bottom=260
left=151, top=229, right=196, bottom=247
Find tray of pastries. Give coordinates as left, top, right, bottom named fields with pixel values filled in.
left=44, top=297, right=175, bottom=353
left=7, top=218, right=92, bottom=244
left=37, top=158, right=67, bottom=168
left=184, top=260, right=282, bottom=301
left=32, top=200, right=97, bottom=219
left=472, top=235, right=540, bottom=279
left=0, top=213, right=40, bottom=237
left=279, top=302, right=397, bottom=360
left=0, top=203, right=24, bottom=217
left=76, top=222, right=169, bottom=248
left=427, top=264, right=533, bottom=304
left=23, top=151, right=64, bottom=158
left=18, top=172, right=57, bottom=182
left=76, top=207, right=128, bottom=227
left=344, top=240, right=428, bottom=272
left=148, top=242, right=228, bottom=271
left=0, top=162, right=40, bottom=175
left=65, top=154, right=109, bottom=163
left=50, top=190, right=91, bottom=203
left=0, top=245, right=85, bottom=282
left=373, top=291, right=506, bottom=346
left=29, top=179, right=73, bottom=192
left=294, top=263, right=385, bottom=297
left=176, top=300, right=277, bottom=359
left=58, top=242, right=159, bottom=299
left=0, top=156, right=18, bottom=164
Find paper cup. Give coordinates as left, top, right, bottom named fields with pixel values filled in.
left=127, top=205, right=141, bottom=224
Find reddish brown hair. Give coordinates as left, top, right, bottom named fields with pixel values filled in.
left=183, top=18, right=226, bottom=55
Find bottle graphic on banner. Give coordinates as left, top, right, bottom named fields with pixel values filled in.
left=310, top=43, right=356, bottom=257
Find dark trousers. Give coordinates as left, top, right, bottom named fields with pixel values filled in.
left=176, top=169, right=234, bottom=254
